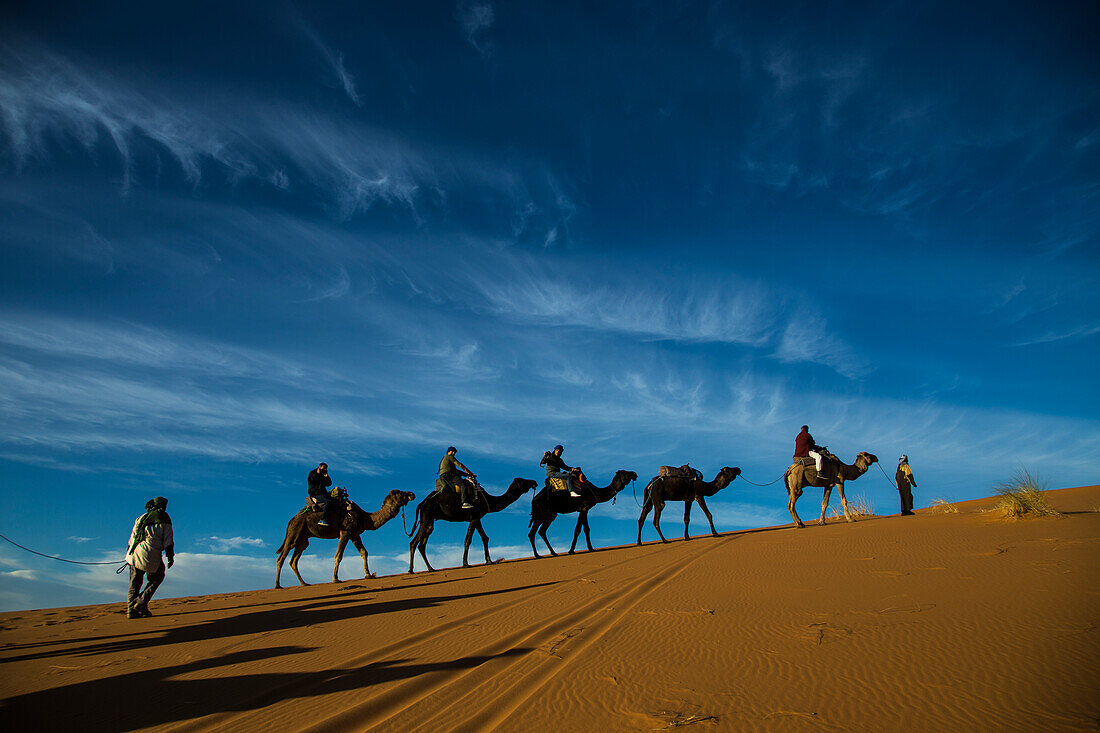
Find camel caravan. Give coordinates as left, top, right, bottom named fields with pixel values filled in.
left=274, top=430, right=885, bottom=588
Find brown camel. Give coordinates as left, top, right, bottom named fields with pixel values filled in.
left=636, top=466, right=741, bottom=544
left=275, top=488, right=416, bottom=588
left=408, top=477, right=537, bottom=572
left=528, top=469, right=638, bottom=557
left=784, top=451, right=878, bottom=528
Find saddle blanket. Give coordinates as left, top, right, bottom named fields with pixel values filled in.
left=659, top=464, right=703, bottom=480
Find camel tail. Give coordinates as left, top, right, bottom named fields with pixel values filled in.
left=275, top=515, right=296, bottom=555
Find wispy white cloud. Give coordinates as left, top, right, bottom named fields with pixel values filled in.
left=456, top=2, right=495, bottom=56
left=1012, top=322, right=1100, bottom=347
left=0, top=40, right=572, bottom=228
left=1, top=569, right=38, bottom=581
left=469, top=257, right=776, bottom=347
left=774, top=316, right=868, bottom=378
left=199, top=536, right=267, bottom=553
left=0, top=312, right=332, bottom=385
left=296, top=14, right=362, bottom=105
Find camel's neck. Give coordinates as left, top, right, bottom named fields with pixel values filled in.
left=590, top=474, right=629, bottom=501
left=702, top=473, right=733, bottom=496
left=486, top=487, right=525, bottom=513
left=841, top=458, right=871, bottom=480
left=365, top=497, right=403, bottom=529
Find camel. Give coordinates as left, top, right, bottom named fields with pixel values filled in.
left=784, top=451, right=878, bottom=528
left=528, top=469, right=638, bottom=557
left=636, top=466, right=742, bottom=544
left=275, top=489, right=416, bottom=588
left=408, top=477, right=537, bottom=573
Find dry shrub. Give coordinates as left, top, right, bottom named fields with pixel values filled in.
left=929, top=498, right=958, bottom=514
left=828, top=493, right=874, bottom=518
left=993, top=468, right=1061, bottom=518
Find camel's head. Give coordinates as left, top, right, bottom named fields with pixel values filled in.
left=617, top=470, right=639, bottom=484
left=511, top=477, right=539, bottom=494
left=858, top=452, right=878, bottom=466
left=387, top=489, right=416, bottom=506
left=719, top=466, right=742, bottom=481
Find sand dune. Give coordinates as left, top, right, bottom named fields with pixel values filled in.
left=2, top=486, right=1097, bottom=732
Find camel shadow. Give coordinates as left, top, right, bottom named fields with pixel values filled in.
left=0, top=581, right=557, bottom=664
left=0, top=644, right=531, bottom=732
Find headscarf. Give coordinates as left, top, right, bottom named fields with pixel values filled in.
left=129, top=496, right=172, bottom=554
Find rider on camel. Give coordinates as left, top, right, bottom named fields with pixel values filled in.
left=794, top=425, right=831, bottom=480
left=308, top=462, right=338, bottom=527
left=541, top=444, right=581, bottom=498
left=439, top=447, right=479, bottom=509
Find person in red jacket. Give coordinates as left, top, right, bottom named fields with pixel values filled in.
left=794, top=425, right=827, bottom=476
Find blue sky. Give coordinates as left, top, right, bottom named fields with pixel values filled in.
left=1, top=0, right=1097, bottom=611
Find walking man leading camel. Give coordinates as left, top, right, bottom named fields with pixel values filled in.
left=896, top=455, right=917, bottom=515
left=126, top=496, right=174, bottom=619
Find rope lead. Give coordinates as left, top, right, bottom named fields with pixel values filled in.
left=0, top=531, right=128, bottom=572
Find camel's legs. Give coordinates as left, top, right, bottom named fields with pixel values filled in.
left=350, top=535, right=372, bottom=578
left=581, top=511, right=594, bottom=552
left=473, top=519, right=493, bottom=565
left=275, top=538, right=292, bottom=589
left=333, top=533, right=349, bottom=582
left=289, top=538, right=310, bottom=586
left=570, top=510, right=593, bottom=553
left=569, top=513, right=583, bottom=553
left=786, top=473, right=805, bottom=529
left=683, top=500, right=693, bottom=540
left=539, top=522, right=558, bottom=557
left=697, top=495, right=719, bottom=537
left=653, top=501, right=669, bottom=543
left=819, top=485, right=834, bottom=526
left=637, top=497, right=654, bottom=544
left=528, top=524, right=541, bottom=558
left=835, top=480, right=853, bottom=523
left=410, top=516, right=435, bottom=572
left=462, top=522, right=476, bottom=567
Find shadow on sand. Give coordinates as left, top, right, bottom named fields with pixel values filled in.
left=0, top=644, right=532, bottom=731
left=1, top=580, right=557, bottom=663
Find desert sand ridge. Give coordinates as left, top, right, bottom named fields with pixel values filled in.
left=1, top=486, right=1098, bottom=731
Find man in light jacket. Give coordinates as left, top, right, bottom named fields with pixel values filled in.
left=126, top=496, right=175, bottom=619
left=896, top=456, right=917, bottom=516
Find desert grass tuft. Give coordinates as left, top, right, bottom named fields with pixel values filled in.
left=929, top=498, right=958, bottom=514
left=828, top=494, right=874, bottom=518
left=993, top=468, right=1061, bottom=518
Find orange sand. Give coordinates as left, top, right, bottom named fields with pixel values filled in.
left=2, top=486, right=1097, bottom=732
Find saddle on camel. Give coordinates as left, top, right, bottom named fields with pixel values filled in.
left=541, top=445, right=582, bottom=498
left=433, top=474, right=485, bottom=508
left=657, top=463, right=704, bottom=481
left=545, top=466, right=588, bottom=493
left=789, top=448, right=841, bottom=483
left=298, top=486, right=350, bottom=520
